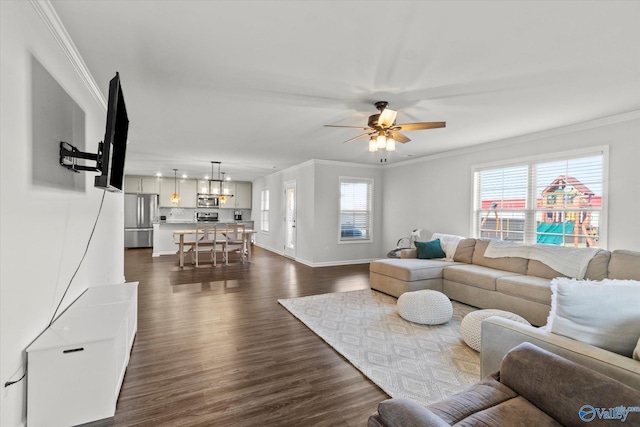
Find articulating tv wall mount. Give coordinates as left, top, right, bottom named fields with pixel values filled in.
left=59, top=141, right=104, bottom=173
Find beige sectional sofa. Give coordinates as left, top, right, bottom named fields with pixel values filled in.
left=370, top=238, right=639, bottom=326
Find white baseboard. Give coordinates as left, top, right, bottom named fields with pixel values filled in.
left=252, top=243, right=375, bottom=268
left=152, top=251, right=177, bottom=257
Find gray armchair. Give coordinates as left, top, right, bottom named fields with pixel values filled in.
left=368, top=342, right=640, bottom=426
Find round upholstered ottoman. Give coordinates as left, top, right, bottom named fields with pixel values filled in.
left=461, top=309, right=531, bottom=351
left=397, top=290, right=453, bottom=325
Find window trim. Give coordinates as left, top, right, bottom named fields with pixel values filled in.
left=260, top=188, right=270, bottom=233
left=471, top=146, right=608, bottom=248
left=338, top=176, right=373, bottom=244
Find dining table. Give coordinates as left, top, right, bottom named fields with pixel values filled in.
left=173, top=228, right=257, bottom=267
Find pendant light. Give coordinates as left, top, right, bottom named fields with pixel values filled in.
left=170, top=169, right=180, bottom=205
left=219, top=172, right=229, bottom=205
left=208, top=161, right=234, bottom=204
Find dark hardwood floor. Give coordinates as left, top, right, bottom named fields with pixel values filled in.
left=90, top=246, right=387, bottom=426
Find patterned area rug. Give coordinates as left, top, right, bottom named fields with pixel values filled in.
left=278, top=289, right=480, bottom=406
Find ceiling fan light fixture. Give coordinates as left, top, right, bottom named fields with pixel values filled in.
left=326, top=100, right=445, bottom=155
left=386, top=137, right=396, bottom=151
left=368, top=137, right=378, bottom=152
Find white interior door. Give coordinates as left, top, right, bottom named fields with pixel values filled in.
left=284, top=181, right=296, bottom=258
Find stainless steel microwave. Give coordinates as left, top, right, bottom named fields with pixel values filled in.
left=197, top=194, right=219, bottom=208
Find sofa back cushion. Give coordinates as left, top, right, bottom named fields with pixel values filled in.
left=472, top=239, right=528, bottom=275
left=608, top=250, right=640, bottom=280
left=453, top=238, right=476, bottom=264
left=526, top=249, right=610, bottom=280
left=526, top=260, right=567, bottom=279
left=584, top=250, right=611, bottom=280
left=500, top=343, right=640, bottom=427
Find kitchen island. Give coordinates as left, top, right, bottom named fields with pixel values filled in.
left=152, top=221, right=254, bottom=257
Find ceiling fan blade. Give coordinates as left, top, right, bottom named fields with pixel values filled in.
left=342, top=132, right=374, bottom=144
left=389, top=130, right=410, bottom=143
left=378, top=108, right=397, bottom=128
left=394, top=122, right=446, bottom=131
left=324, top=124, right=371, bottom=130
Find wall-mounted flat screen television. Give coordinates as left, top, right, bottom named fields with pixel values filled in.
left=95, top=72, right=129, bottom=192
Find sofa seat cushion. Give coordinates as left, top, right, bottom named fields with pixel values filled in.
left=370, top=259, right=454, bottom=282
left=443, top=264, right=520, bottom=291
left=496, top=275, right=552, bottom=305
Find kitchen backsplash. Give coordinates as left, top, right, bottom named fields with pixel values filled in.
left=159, top=207, right=250, bottom=222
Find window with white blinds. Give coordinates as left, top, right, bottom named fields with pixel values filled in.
left=339, top=177, right=372, bottom=242
left=260, top=189, right=269, bottom=232
left=473, top=151, right=605, bottom=247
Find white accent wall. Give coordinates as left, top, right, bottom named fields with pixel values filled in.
left=1, top=3, right=125, bottom=426
left=381, top=114, right=640, bottom=254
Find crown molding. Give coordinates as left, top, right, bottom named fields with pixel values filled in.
left=385, top=109, right=640, bottom=170
left=29, top=0, right=106, bottom=111
left=310, top=158, right=381, bottom=169
left=257, top=158, right=381, bottom=182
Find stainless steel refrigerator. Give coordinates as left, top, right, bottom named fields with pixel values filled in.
left=124, top=194, right=158, bottom=248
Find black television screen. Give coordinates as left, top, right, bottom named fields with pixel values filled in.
left=95, top=72, right=128, bottom=192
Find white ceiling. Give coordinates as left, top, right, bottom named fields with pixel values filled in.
left=51, top=1, right=640, bottom=182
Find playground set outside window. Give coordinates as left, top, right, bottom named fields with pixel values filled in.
left=473, top=150, right=605, bottom=248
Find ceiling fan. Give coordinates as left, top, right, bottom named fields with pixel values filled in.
left=325, top=101, right=445, bottom=152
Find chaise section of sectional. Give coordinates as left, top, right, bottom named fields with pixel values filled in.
left=369, top=258, right=458, bottom=298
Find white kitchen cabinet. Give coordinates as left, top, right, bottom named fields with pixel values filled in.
left=159, top=177, right=175, bottom=207
left=124, top=176, right=160, bottom=194
left=26, top=282, right=138, bottom=427
left=220, top=181, right=252, bottom=209
left=159, top=178, right=197, bottom=207
left=179, top=179, right=197, bottom=208
left=235, top=181, right=252, bottom=209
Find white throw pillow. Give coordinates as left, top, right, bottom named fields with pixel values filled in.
left=546, top=278, right=640, bottom=357
left=430, top=233, right=463, bottom=260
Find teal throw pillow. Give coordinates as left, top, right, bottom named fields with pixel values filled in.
left=415, top=239, right=446, bottom=259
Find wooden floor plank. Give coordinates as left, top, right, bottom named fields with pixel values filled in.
left=84, top=246, right=387, bottom=426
